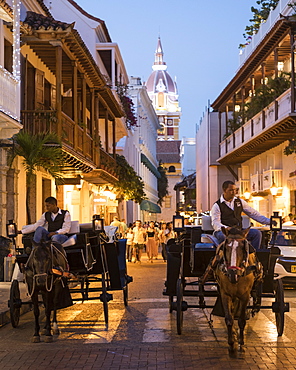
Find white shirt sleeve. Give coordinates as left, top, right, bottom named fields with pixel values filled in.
left=55, top=211, right=71, bottom=234
left=21, top=213, right=47, bottom=234
left=240, top=199, right=270, bottom=225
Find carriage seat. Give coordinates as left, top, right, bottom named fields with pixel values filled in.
left=201, top=215, right=251, bottom=247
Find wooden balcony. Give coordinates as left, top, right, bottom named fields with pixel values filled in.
left=219, top=88, right=296, bottom=165
left=250, top=173, right=263, bottom=193
left=0, top=65, right=19, bottom=120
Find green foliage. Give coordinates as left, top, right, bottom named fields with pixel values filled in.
left=239, top=1, right=279, bottom=49
left=8, top=131, right=65, bottom=223
left=8, top=131, right=65, bottom=183
left=245, top=73, right=291, bottom=120
left=157, top=163, right=168, bottom=206
left=114, top=154, right=146, bottom=203
left=284, top=130, right=296, bottom=155
left=116, top=83, right=137, bottom=129
left=224, top=113, right=244, bottom=138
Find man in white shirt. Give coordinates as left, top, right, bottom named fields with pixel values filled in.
left=20, top=196, right=71, bottom=249
left=211, top=181, right=270, bottom=250
left=132, top=220, right=146, bottom=263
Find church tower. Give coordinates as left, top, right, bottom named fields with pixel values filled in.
left=146, top=38, right=182, bottom=221
left=146, top=38, right=181, bottom=140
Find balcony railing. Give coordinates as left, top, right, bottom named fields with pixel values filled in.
left=0, top=66, right=19, bottom=119
left=262, top=169, right=282, bottom=190
left=235, top=179, right=250, bottom=196
left=99, top=148, right=117, bottom=174
left=250, top=173, right=263, bottom=192
left=220, top=88, right=291, bottom=158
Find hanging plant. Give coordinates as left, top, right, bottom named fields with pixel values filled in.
left=114, top=154, right=146, bottom=203
left=116, top=83, right=137, bottom=129
left=157, top=162, right=168, bottom=206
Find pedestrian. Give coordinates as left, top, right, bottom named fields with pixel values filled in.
left=146, top=221, right=158, bottom=262
left=125, top=223, right=134, bottom=262
left=211, top=180, right=270, bottom=250
left=120, top=218, right=128, bottom=237
left=165, top=222, right=177, bottom=243
left=132, top=220, right=146, bottom=263
left=110, top=216, right=121, bottom=229
left=158, top=222, right=168, bottom=261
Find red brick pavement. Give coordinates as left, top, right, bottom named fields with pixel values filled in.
left=0, top=343, right=296, bottom=369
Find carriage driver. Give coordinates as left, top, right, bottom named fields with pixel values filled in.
left=19, top=196, right=71, bottom=256
left=211, top=180, right=270, bottom=250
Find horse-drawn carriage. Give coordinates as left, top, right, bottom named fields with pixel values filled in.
left=164, top=216, right=290, bottom=351
left=8, top=217, right=132, bottom=342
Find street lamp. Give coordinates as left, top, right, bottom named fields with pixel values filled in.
left=243, top=188, right=251, bottom=201
left=270, top=182, right=278, bottom=197
left=92, top=214, right=105, bottom=233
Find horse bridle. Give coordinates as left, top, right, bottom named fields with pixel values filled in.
left=218, top=237, right=252, bottom=282
left=25, top=244, right=55, bottom=297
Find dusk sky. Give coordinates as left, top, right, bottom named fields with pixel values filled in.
left=77, top=0, right=254, bottom=138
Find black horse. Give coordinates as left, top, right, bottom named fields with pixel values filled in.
left=25, top=241, right=72, bottom=343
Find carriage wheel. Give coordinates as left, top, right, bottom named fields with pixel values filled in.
left=123, top=285, right=128, bottom=306
left=274, top=279, right=285, bottom=336
left=169, top=296, right=173, bottom=313
left=176, top=279, right=184, bottom=335
left=101, top=273, right=109, bottom=325
left=9, top=280, right=21, bottom=328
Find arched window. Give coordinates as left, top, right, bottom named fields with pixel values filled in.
left=168, top=166, right=176, bottom=173
left=158, top=92, right=164, bottom=107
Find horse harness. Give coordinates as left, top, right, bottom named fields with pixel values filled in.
left=25, top=243, right=68, bottom=296
left=214, top=238, right=262, bottom=283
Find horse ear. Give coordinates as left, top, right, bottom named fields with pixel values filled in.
left=221, top=226, right=228, bottom=236
left=243, top=226, right=251, bottom=237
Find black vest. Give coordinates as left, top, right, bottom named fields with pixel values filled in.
left=45, top=210, right=67, bottom=232
left=216, top=198, right=243, bottom=229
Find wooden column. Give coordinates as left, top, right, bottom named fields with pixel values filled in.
left=94, top=94, right=99, bottom=166
left=274, top=47, right=279, bottom=120
left=90, top=88, right=95, bottom=162
left=105, top=109, right=109, bottom=152
left=55, top=44, right=62, bottom=137
left=291, top=27, right=296, bottom=113
left=112, top=119, right=116, bottom=157
left=261, top=62, right=266, bottom=129
left=72, top=61, right=78, bottom=149
left=81, top=75, right=87, bottom=154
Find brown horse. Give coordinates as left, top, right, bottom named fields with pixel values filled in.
left=213, top=227, right=263, bottom=353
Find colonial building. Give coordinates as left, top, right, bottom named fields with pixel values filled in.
left=0, top=0, right=22, bottom=235
left=2, top=0, right=131, bottom=233
left=146, top=37, right=182, bottom=221
left=117, top=76, right=161, bottom=224
left=197, top=0, right=296, bottom=220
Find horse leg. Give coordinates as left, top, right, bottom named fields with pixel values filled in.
left=52, top=285, right=61, bottom=335
left=237, top=294, right=250, bottom=351
left=43, top=292, right=53, bottom=343
left=221, top=292, right=237, bottom=352
left=31, top=293, right=41, bottom=343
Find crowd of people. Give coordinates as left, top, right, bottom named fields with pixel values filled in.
left=110, top=217, right=177, bottom=264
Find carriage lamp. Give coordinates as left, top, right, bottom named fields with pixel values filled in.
left=173, top=214, right=184, bottom=232
left=270, top=212, right=282, bottom=231
left=6, top=220, right=17, bottom=238
left=92, top=214, right=104, bottom=233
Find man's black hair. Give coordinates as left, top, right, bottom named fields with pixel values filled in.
left=222, top=181, right=235, bottom=191
left=45, top=196, right=57, bottom=205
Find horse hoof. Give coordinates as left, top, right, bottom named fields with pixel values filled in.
left=239, top=346, right=245, bottom=353
left=53, top=329, right=60, bottom=335
left=44, top=336, right=53, bottom=343
left=31, top=336, right=40, bottom=343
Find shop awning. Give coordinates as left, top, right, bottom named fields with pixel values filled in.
left=141, top=153, right=161, bottom=178
left=140, top=200, right=161, bottom=213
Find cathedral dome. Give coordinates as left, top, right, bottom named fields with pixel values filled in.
left=145, top=37, right=178, bottom=97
